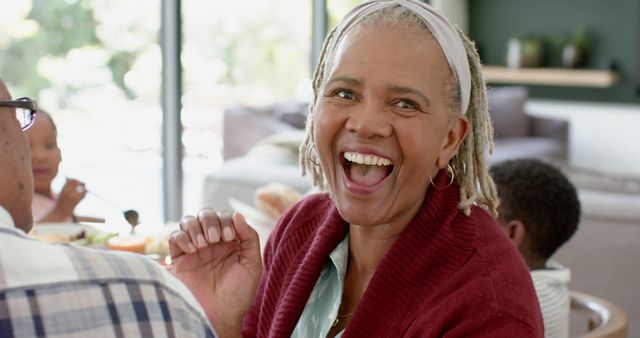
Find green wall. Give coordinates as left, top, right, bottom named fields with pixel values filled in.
left=469, top=0, right=640, bottom=103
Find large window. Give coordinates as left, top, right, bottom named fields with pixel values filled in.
left=0, top=0, right=315, bottom=226
left=181, top=0, right=312, bottom=215
left=1, top=0, right=164, bottom=226
left=328, top=0, right=362, bottom=29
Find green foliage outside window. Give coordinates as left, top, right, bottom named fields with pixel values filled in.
left=0, top=0, right=141, bottom=100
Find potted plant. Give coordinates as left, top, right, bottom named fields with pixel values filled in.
left=561, top=27, right=592, bottom=68
left=507, top=36, right=544, bottom=68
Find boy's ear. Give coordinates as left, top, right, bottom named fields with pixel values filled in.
left=504, top=219, right=527, bottom=248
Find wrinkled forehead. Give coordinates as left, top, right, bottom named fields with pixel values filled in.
left=323, top=21, right=438, bottom=79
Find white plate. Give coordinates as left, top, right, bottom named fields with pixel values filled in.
left=29, top=223, right=113, bottom=246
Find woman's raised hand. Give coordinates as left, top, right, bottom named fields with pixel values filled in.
left=169, top=208, right=262, bottom=338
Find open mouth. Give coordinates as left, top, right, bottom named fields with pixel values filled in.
left=342, top=151, right=394, bottom=187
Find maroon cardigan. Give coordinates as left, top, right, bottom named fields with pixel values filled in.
left=243, top=174, right=544, bottom=337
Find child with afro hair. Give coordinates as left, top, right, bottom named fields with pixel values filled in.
left=491, top=158, right=580, bottom=338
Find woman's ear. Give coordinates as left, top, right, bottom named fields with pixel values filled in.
left=436, top=115, right=469, bottom=168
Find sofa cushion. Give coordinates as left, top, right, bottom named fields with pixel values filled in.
left=201, top=155, right=312, bottom=212
left=488, top=86, right=530, bottom=138
left=223, top=105, right=298, bottom=160
left=490, top=137, right=567, bottom=164
left=578, top=189, right=640, bottom=223
left=273, top=101, right=308, bottom=129
left=549, top=159, right=640, bottom=223
left=553, top=160, right=640, bottom=195
left=250, top=130, right=305, bottom=161
left=530, top=116, right=568, bottom=143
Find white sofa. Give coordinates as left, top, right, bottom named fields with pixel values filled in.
left=202, top=130, right=311, bottom=212
left=551, top=162, right=640, bottom=338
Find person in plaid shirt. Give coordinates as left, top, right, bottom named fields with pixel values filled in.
left=0, top=79, right=218, bottom=338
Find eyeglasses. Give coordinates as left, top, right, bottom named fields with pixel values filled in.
left=0, top=97, right=38, bottom=130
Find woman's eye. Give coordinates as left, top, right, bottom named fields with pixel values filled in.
left=335, top=89, right=355, bottom=100
left=395, top=100, right=418, bottom=110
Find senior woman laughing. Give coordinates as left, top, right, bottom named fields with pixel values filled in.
left=169, top=1, right=544, bottom=337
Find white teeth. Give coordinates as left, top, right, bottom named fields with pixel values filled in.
left=344, top=151, right=392, bottom=166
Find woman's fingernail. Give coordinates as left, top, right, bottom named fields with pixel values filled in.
left=235, top=212, right=246, bottom=224
left=208, top=227, right=220, bottom=243
left=196, top=234, right=207, bottom=248
left=223, top=227, right=234, bottom=241
left=187, top=243, right=197, bottom=253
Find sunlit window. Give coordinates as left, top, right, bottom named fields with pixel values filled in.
left=0, top=0, right=317, bottom=226
left=181, top=0, right=313, bottom=215
left=328, top=0, right=362, bottom=29
left=0, top=0, right=163, bottom=226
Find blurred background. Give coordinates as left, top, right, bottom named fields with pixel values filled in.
left=0, top=0, right=358, bottom=226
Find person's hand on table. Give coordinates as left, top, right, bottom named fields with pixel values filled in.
left=169, top=208, right=262, bottom=338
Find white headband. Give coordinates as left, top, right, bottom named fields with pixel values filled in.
left=323, top=0, right=471, bottom=115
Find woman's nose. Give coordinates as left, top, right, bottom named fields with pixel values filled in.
left=345, top=102, right=392, bottom=138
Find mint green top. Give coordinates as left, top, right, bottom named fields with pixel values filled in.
left=291, top=234, right=349, bottom=338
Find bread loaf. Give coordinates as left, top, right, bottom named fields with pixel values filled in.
left=255, top=183, right=302, bottom=219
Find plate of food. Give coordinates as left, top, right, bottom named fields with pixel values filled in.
left=29, top=223, right=117, bottom=248
left=135, top=222, right=179, bottom=257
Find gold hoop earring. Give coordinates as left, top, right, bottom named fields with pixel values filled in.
left=429, top=163, right=455, bottom=189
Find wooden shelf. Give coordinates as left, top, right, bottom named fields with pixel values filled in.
left=482, top=66, right=619, bottom=88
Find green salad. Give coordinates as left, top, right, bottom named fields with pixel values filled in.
left=71, top=231, right=118, bottom=247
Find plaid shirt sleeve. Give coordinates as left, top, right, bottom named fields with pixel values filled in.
left=0, top=213, right=217, bottom=338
